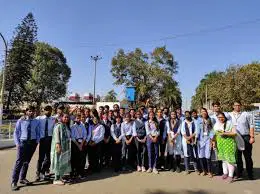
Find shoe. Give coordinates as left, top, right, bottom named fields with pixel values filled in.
left=184, top=170, right=190, bottom=175
left=19, top=179, right=31, bottom=185
left=208, top=173, right=213, bottom=178
left=195, top=170, right=201, bottom=175
left=176, top=167, right=181, bottom=173
left=222, top=174, right=228, bottom=180
left=137, top=166, right=141, bottom=172
left=11, top=183, right=18, bottom=191
left=53, top=180, right=64, bottom=185
left=141, top=166, right=146, bottom=172
left=226, top=177, right=234, bottom=183
left=153, top=168, right=159, bottom=174
left=78, top=175, right=85, bottom=180
left=201, top=171, right=207, bottom=176
left=147, top=168, right=152, bottom=173
left=248, top=175, right=255, bottom=180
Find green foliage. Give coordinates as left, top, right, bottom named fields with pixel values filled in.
left=24, top=42, right=71, bottom=108
left=5, top=12, right=37, bottom=109
left=104, top=89, right=117, bottom=102
left=111, top=46, right=182, bottom=107
left=191, top=62, right=260, bottom=111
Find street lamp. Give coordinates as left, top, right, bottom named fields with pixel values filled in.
left=0, top=33, right=8, bottom=127
left=90, top=55, right=102, bottom=105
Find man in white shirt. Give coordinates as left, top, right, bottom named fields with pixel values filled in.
left=229, top=101, right=255, bottom=180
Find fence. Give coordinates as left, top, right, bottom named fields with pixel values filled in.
left=0, top=120, right=17, bottom=139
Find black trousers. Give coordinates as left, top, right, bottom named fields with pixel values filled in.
left=199, top=158, right=212, bottom=173
left=36, top=136, right=52, bottom=175
left=71, top=141, right=87, bottom=176
left=124, top=136, right=136, bottom=169
left=112, top=142, right=122, bottom=171
left=101, top=139, right=112, bottom=167
left=88, top=142, right=102, bottom=172
left=135, top=138, right=146, bottom=167
left=158, top=141, right=166, bottom=168
left=236, top=135, right=253, bottom=177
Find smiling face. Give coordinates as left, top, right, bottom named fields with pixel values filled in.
left=170, top=111, right=177, bottom=120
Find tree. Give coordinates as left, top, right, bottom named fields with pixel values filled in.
left=23, top=42, right=71, bottom=109
left=111, top=46, right=182, bottom=108
left=5, top=13, right=37, bottom=109
left=104, top=89, right=117, bottom=102
left=191, top=62, right=260, bottom=111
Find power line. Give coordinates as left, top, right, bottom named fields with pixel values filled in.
left=77, top=18, right=260, bottom=48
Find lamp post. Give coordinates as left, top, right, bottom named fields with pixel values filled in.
left=0, top=33, right=8, bottom=127
left=90, top=55, right=102, bottom=105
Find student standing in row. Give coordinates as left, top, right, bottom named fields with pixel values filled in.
left=213, top=112, right=237, bottom=183
left=11, top=106, right=40, bottom=191
left=166, top=111, right=182, bottom=173
left=145, top=111, right=160, bottom=174
left=121, top=113, right=135, bottom=170
left=35, top=105, right=56, bottom=181
left=181, top=111, right=199, bottom=175
left=50, top=114, right=71, bottom=185
left=88, top=115, right=105, bottom=173
left=229, top=101, right=255, bottom=180
left=157, top=109, right=167, bottom=170
left=133, top=111, right=147, bottom=172
left=100, top=113, right=112, bottom=168
left=71, top=114, right=88, bottom=178
left=110, top=116, right=124, bottom=172
left=197, top=108, right=214, bottom=178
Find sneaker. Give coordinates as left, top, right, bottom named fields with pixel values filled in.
left=201, top=171, right=207, bottom=176
left=53, top=180, right=64, bottom=185
left=226, top=177, right=234, bottom=183
left=141, top=166, right=146, bottom=172
left=19, top=179, right=31, bottom=185
left=153, top=168, right=159, bottom=174
left=176, top=167, right=181, bottom=173
left=147, top=168, right=152, bottom=173
left=222, top=174, right=228, bottom=180
left=11, top=183, right=18, bottom=191
left=137, top=166, right=141, bottom=172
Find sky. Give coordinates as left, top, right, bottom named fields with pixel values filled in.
left=0, top=0, right=260, bottom=109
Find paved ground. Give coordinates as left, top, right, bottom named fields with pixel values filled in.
left=0, top=135, right=260, bottom=194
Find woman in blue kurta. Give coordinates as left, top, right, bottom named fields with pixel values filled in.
left=197, top=108, right=214, bottom=178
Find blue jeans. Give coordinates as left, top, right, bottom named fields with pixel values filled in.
left=146, top=137, right=159, bottom=169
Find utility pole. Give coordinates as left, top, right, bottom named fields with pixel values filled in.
left=91, top=55, right=102, bottom=105
left=205, top=84, right=208, bottom=109
left=0, top=33, right=8, bottom=127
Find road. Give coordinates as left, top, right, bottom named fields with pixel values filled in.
left=0, top=135, right=259, bottom=194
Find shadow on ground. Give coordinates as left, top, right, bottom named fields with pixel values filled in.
left=145, top=190, right=226, bottom=194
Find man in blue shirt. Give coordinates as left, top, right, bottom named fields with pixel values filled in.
left=11, top=106, right=40, bottom=191
left=35, top=105, right=56, bottom=181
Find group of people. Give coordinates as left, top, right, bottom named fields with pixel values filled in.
left=10, top=101, right=255, bottom=191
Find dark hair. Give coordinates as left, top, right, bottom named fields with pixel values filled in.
left=113, top=104, right=119, bottom=108
left=115, top=115, right=121, bottom=119
left=104, top=105, right=109, bottom=109
left=99, top=106, right=104, bottom=110
left=91, top=108, right=99, bottom=118
left=148, top=105, right=154, bottom=109
left=124, top=112, right=131, bottom=118
left=109, top=110, right=113, bottom=113
left=233, top=101, right=242, bottom=105
left=57, top=104, right=65, bottom=110
left=44, top=105, right=52, bottom=111
left=184, top=111, right=191, bottom=115
left=191, top=109, right=197, bottom=114
left=212, top=101, right=220, bottom=106
left=120, top=107, right=125, bottom=110
left=26, top=105, right=35, bottom=112
left=218, top=112, right=227, bottom=130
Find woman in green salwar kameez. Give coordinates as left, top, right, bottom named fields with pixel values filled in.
left=51, top=114, right=71, bottom=185
left=213, top=112, right=237, bottom=183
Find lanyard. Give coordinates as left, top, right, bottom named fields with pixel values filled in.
left=75, top=124, right=83, bottom=138
left=232, top=112, right=242, bottom=126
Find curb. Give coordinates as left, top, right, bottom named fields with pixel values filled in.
left=0, top=145, right=15, bottom=150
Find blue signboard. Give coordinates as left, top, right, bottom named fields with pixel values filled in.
left=126, top=86, right=136, bottom=102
